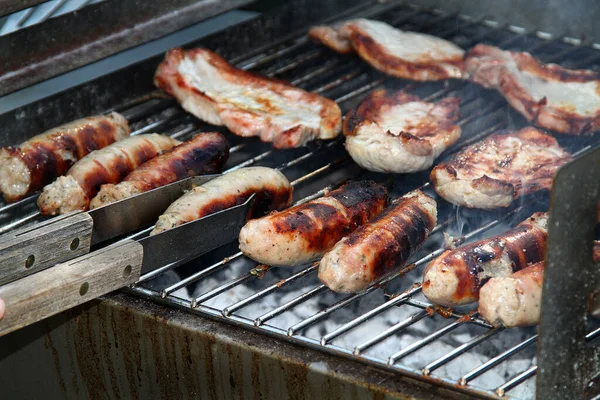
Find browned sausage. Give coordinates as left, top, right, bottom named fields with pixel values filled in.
left=479, top=240, right=600, bottom=327
left=0, top=112, right=130, bottom=202
left=90, top=132, right=229, bottom=208
left=38, top=134, right=179, bottom=215
left=239, top=181, right=388, bottom=266
left=151, top=167, right=293, bottom=235
left=422, top=212, right=548, bottom=307
left=319, top=190, right=437, bottom=293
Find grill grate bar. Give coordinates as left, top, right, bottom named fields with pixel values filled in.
left=403, top=298, right=491, bottom=328
left=289, top=157, right=350, bottom=186
left=161, top=252, right=244, bottom=298
left=320, top=284, right=423, bottom=346
left=388, top=313, right=480, bottom=365
left=170, top=125, right=200, bottom=140
left=495, top=366, right=537, bottom=397
left=254, top=284, right=328, bottom=326
left=119, top=97, right=174, bottom=122
left=353, top=310, right=429, bottom=355
left=130, top=111, right=188, bottom=136
left=434, top=14, right=487, bottom=38
left=190, top=265, right=269, bottom=308
left=423, top=328, right=504, bottom=376
left=224, top=150, right=274, bottom=172
left=459, top=335, right=538, bottom=385
left=222, top=263, right=319, bottom=316
left=290, top=59, right=345, bottom=86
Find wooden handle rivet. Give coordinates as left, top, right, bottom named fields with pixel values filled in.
left=123, top=265, right=132, bottom=279
left=70, top=238, right=80, bottom=251
left=25, top=255, right=35, bottom=269
left=79, top=282, right=89, bottom=296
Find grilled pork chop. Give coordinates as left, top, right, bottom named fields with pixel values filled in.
left=308, top=24, right=353, bottom=54
left=430, top=127, right=571, bottom=208
left=154, top=48, right=342, bottom=149
left=309, top=19, right=465, bottom=81
left=344, top=90, right=461, bottom=173
left=466, top=44, right=600, bottom=135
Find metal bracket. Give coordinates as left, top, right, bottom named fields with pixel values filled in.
left=537, top=146, right=600, bottom=399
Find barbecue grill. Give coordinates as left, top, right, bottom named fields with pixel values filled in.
left=1, top=1, right=599, bottom=399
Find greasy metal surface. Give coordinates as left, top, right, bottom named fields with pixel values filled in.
left=537, top=147, right=600, bottom=399
left=413, top=0, right=600, bottom=41
left=0, top=0, right=253, bottom=96
left=0, top=293, right=472, bottom=400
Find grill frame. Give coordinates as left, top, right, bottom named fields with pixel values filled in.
left=1, top=1, right=600, bottom=399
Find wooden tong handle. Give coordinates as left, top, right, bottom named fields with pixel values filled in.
left=0, top=239, right=143, bottom=336
left=0, top=212, right=93, bottom=285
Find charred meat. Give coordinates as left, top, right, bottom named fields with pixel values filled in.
left=154, top=48, right=342, bottom=149
left=319, top=190, right=436, bottom=293
left=344, top=90, right=461, bottom=173
left=0, top=112, right=130, bottom=203
left=309, top=19, right=465, bottom=81
left=38, top=134, right=179, bottom=215
left=466, top=44, right=600, bottom=135
left=422, top=212, right=548, bottom=307
left=239, top=181, right=388, bottom=267
left=430, top=127, right=571, bottom=209
left=90, top=132, right=229, bottom=208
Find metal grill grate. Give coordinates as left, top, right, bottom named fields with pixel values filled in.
left=2, top=1, right=600, bottom=398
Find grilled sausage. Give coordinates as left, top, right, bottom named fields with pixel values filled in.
left=479, top=240, right=600, bottom=327
left=478, top=262, right=544, bottom=327
left=0, top=112, right=130, bottom=203
left=90, top=133, right=229, bottom=209
left=422, top=212, right=548, bottom=307
left=239, top=181, right=388, bottom=267
left=151, top=166, right=292, bottom=235
left=319, top=190, right=436, bottom=293
left=38, top=134, right=179, bottom=215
